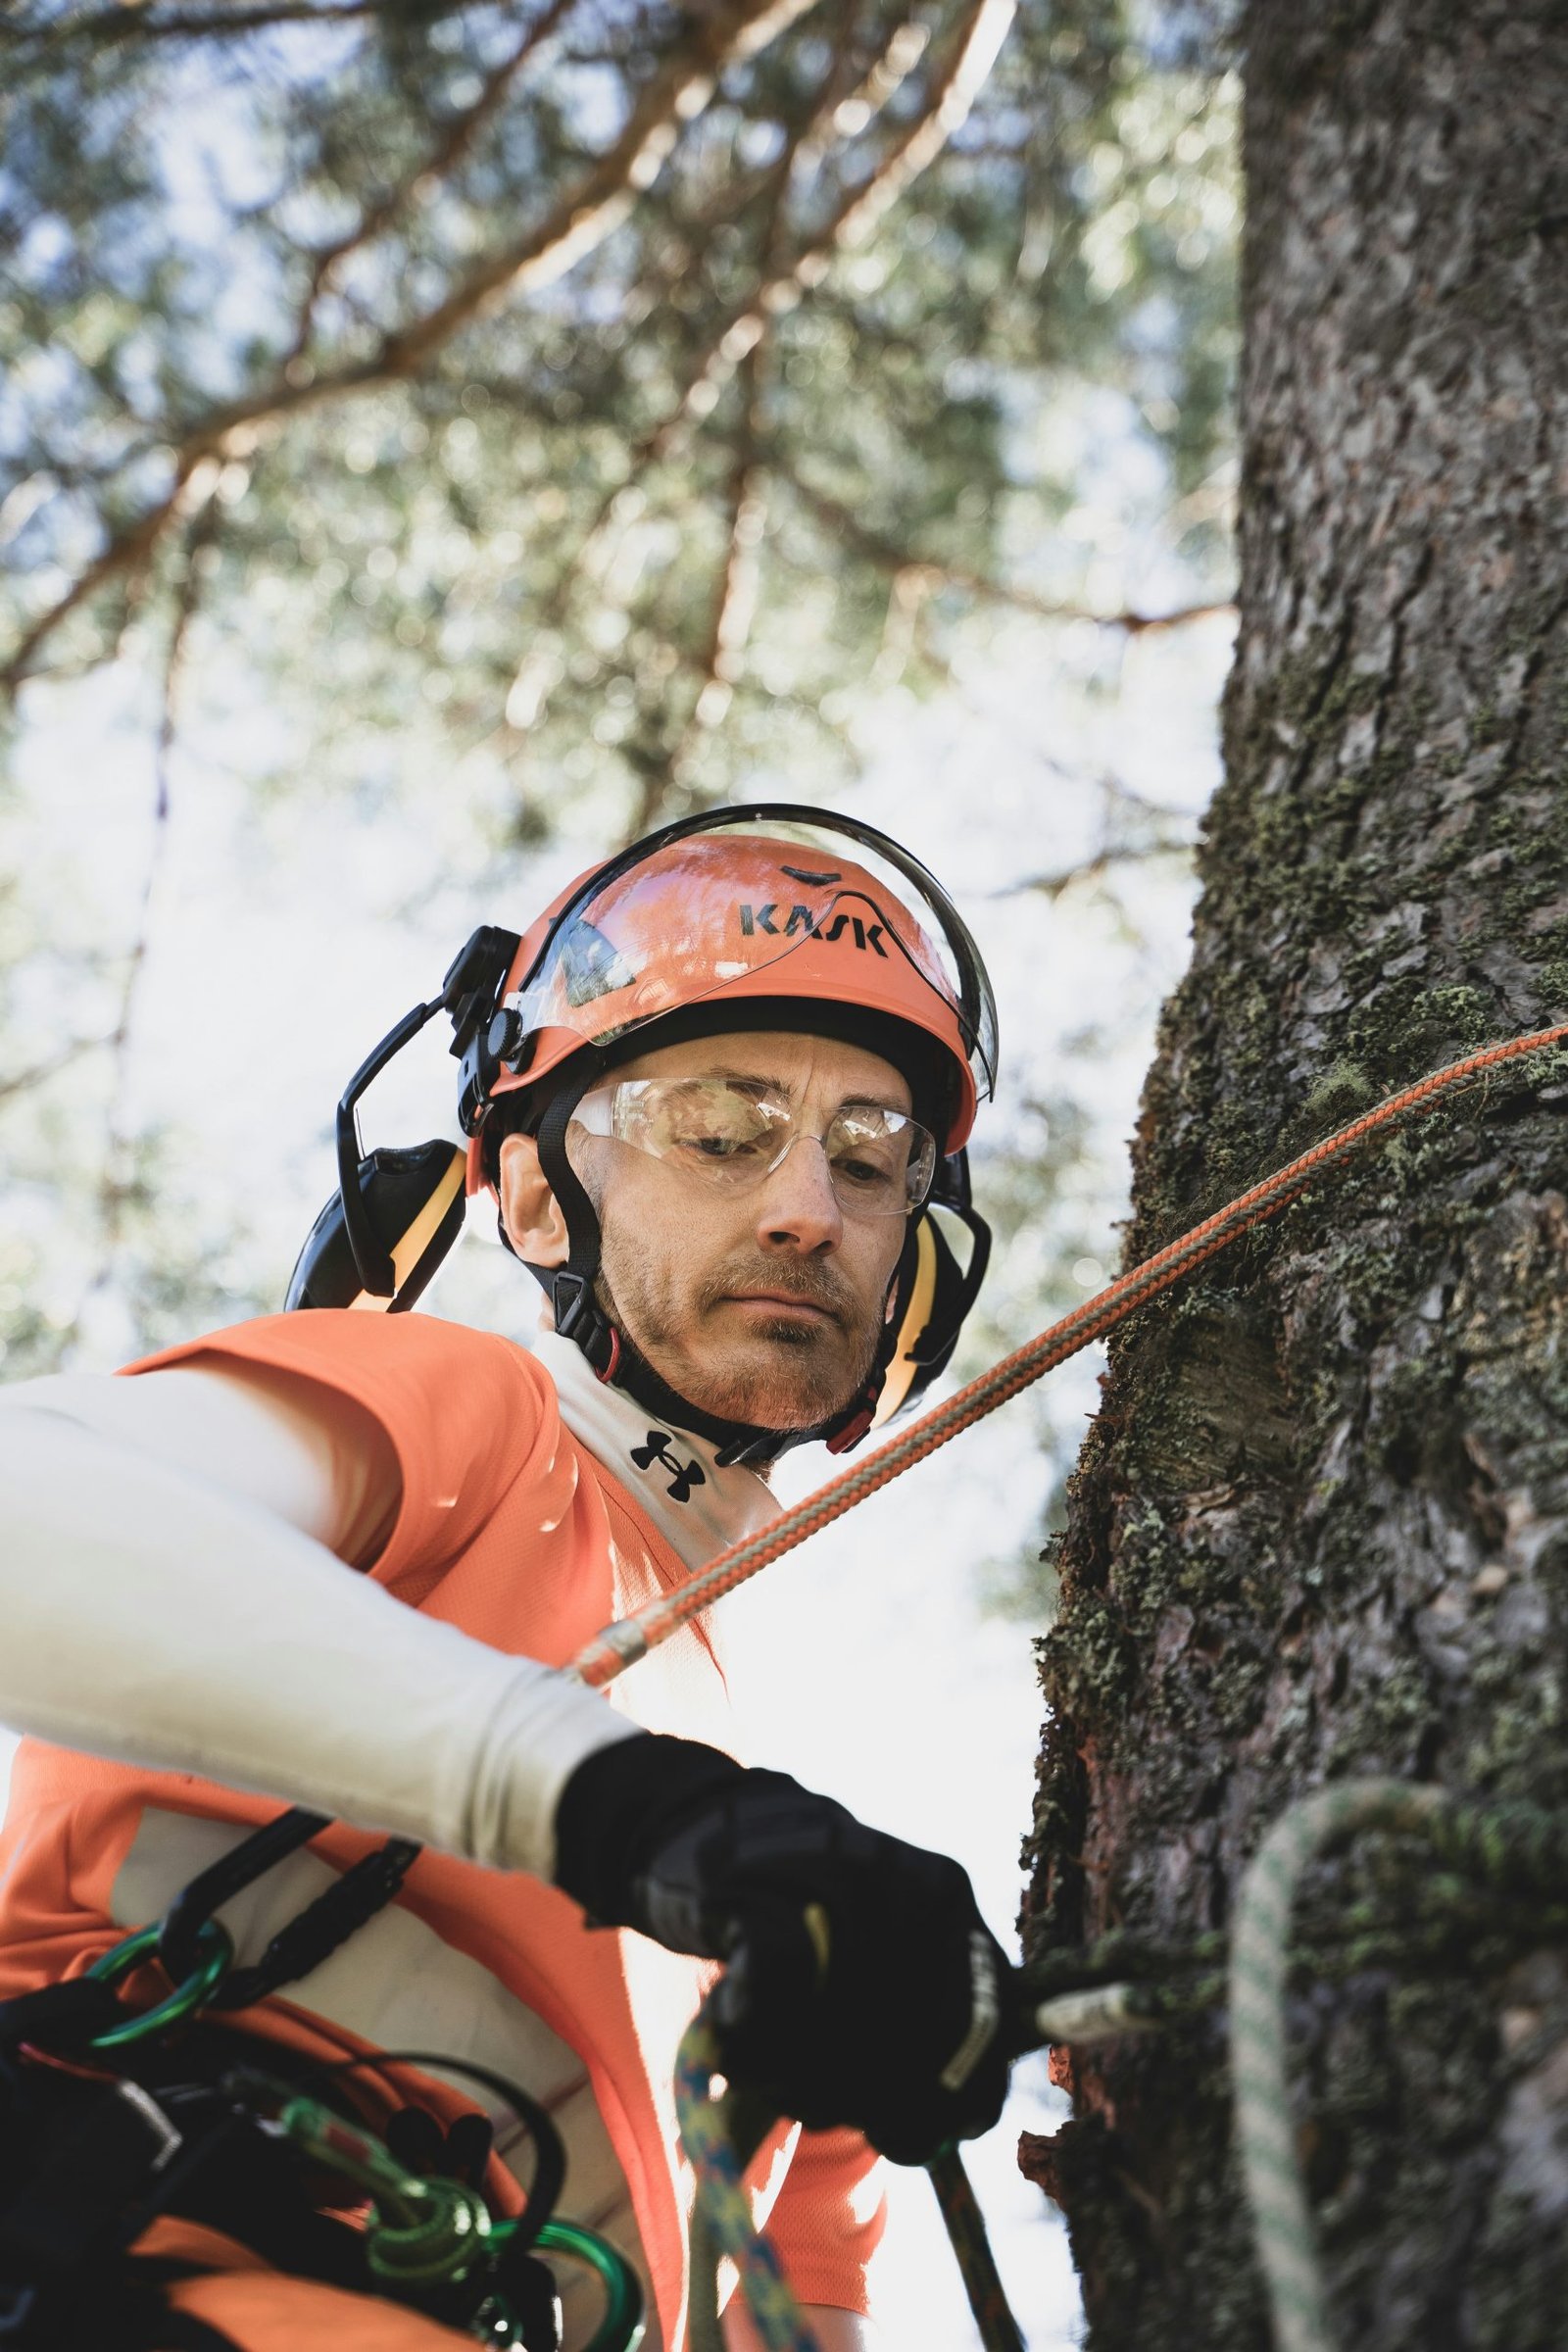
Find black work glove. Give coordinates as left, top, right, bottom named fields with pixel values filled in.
left=553, top=1733, right=1013, bottom=2165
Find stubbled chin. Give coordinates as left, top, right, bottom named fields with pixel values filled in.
left=655, top=1334, right=857, bottom=1433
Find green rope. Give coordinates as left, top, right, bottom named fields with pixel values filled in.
left=1231, top=1784, right=1443, bottom=2352
left=265, top=2086, right=495, bottom=2286
left=1228, top=1781, right=1568, bottom=2352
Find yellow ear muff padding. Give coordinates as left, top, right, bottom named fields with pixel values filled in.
left=872, top=1211, right=940, bottom=1429
left=286, top=1141, right=468, bottom=1315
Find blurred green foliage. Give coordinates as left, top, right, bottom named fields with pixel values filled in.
left=0, top=0, right=1238, bottom=1396
left=2, top=0, right=1238, bottom=811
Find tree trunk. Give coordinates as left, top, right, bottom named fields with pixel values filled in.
left=1025, top=5, right=1568, bottom=2346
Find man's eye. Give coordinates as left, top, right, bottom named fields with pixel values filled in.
left=675, top=1127, right=764, bottom=1158
left=835, top=1154, right=894, bottom=1189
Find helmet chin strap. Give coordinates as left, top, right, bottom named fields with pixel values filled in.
left=529, top=1085, right=896, bottom=1469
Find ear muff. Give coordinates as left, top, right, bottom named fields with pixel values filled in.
left=874, top=1212, right=941, bottom=1427
left=286, top=1141, right=467, bottom=1314
left=867, top=1197, right=992, bottom=1431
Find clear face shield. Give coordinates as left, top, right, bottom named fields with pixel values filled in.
left=502, top=809, right=998, bottom=1141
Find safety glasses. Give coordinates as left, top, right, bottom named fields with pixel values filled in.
left=570, top=1076, right=938, bottom=1217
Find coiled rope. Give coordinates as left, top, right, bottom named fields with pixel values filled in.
left=570, top=1021, right=1568, bottom=1689
left=1232, top=1784, right=1446, bottom=2352
left=1231, top=1782, right=1568, bottom=2352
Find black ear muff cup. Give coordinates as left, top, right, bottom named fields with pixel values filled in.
left=286, top=1141, right=467, bottom=1313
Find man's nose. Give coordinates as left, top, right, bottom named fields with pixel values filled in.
left=753, top=1136, right=844, bottom=1253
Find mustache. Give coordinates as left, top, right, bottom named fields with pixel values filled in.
left=697, top=1257, right=857, bottom=1325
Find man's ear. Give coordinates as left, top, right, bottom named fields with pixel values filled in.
left=497, top=1132, right=569, bottom=1268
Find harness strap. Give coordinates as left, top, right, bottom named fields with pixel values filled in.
left=212, top=1838, right=422, bottom=2013
left=159, top=1808, right=328, bottom=1982
left=156, top=1806, right=423, bottom=2014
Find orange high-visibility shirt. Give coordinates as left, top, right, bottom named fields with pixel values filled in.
left=0, top=1310, right=884, bottom=2346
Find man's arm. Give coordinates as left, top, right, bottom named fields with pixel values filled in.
left=15, top=1362, right=403, bottom=1566
left=0, top=1365, right=639, bottom=1874
left=1, top=1363, right=1013, bottom=2182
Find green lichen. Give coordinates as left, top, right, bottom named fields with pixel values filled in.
left=1302, top=1057, right=1377, bottom=1124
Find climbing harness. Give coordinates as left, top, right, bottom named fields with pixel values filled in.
left=0, top=1990, right=641, bottom=2349
left=232, top=2056, right=645, bottom=2352
left=0, top=1811, right=645, bottom=2352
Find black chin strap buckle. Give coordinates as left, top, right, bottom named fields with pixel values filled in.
left=551, top=1271, right=619, bottom=1380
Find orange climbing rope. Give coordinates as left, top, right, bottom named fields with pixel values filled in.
left=569, top=1021, right=1568, bottom=1690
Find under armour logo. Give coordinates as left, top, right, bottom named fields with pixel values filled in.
left=630, top=1431, right=707, bottom=1505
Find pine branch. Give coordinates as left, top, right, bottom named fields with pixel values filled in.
left=3, top=0, right=495, bottom=44
left=1, top=454, right=221, bottom=697
left=643, top=336, right=770, bottom=831
left=651, top=0, right=1020, bottom=443
left=0, top=1035, right=109, bottom=1109
left=58, top=514, right=207, bottom=1348
left=498, top=0, right=1017, bottom=754
left=606, top=4, right=874, bottom=365
left=368, top=0, right=820, bottom=376
left=496, top=18, right=859, bottom=753
left=867, top=562, right=934, bottom=690
left=1007, top=840, right=1195, bottom=900
left=276, top=0, right=578, bottom=380
left=789, top=13, right=929, bottom=178
left=783, top=466, right=1235, bottom=636
left=1, top=0, right=817, bottom=695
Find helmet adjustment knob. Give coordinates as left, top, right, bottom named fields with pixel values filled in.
left=486, top=1005, right=525, bottom=1068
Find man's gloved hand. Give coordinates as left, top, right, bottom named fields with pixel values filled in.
left=553, top=1733, right=1013, bottom=2165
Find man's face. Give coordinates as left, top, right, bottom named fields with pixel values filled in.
left=503, top=1030, right=914, bottom=1433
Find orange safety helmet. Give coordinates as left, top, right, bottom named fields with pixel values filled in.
left=465, top=810, right=994, bottom=1163
left=288, top=806, right=998, bottom=1463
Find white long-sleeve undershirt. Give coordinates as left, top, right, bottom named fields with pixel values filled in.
left=0, top=1362, right=877, bottom=2350
left=0, top=1364, right=637, bottom=1880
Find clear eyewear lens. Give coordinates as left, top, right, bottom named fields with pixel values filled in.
left=573, top=1079, right=935, bottom=1216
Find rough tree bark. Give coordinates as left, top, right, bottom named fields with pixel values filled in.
left=1024, top=6, right=1568, bottom=2347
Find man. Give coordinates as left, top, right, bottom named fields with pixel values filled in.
left=0, top=808, right=1012, bottom=2351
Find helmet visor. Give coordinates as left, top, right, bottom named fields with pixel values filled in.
left=507, top=808, right=999, bottom=1106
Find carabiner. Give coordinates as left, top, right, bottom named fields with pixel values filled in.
left=87, top=1917, right=234, bottom=2052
